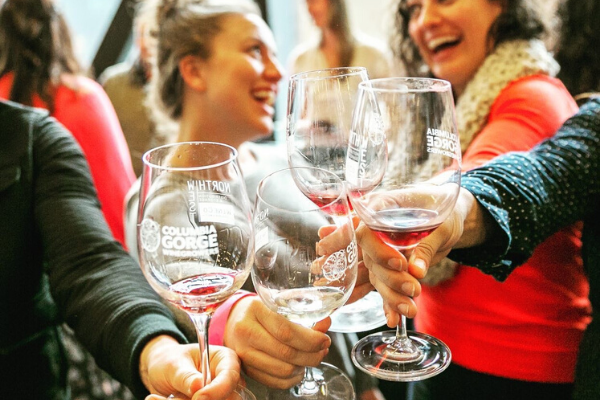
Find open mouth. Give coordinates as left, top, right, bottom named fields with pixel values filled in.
left=427, top=36, right=460, bottom=54
left=252, top=90, right=276, bottom=107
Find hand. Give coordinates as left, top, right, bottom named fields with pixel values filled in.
left=140, top=336, right=240, bottom=400
left=410, top=188, right=486, bottom=269
left=223, top=296, right=331, bottom=389
left=358, top=188, right=485, bottom=327
left=355, top=222, right=424, bottom=327
left=316, top=217, right=374, bottom=304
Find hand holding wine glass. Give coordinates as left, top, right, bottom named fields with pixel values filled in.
left=347, top=78, right=461, bottom=381
left=286, top=67, right=388, bottom=332
left=137, top=142, right=254, bottom=397
left=252, top=167, right=358, bottom=400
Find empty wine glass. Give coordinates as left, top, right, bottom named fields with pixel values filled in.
left=137, top=142, right=254, bottom=396
left=286, top=66, right=386, bottom=332
left=252, top=167, right=358, bottom=400
left=347, top=78, right=461, bottom=381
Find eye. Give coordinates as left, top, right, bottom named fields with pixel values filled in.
left=406, top=4, right=422, bottom=19
left=248, top=44, right=263, bottom=59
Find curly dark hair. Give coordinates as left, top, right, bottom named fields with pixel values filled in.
left=0, top=0, right=82, bottom=112
left=392, top=0, right=547, bottom=76
left=555, top=0, right=600, bottom=97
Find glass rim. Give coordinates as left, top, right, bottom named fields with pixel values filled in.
left=256, top=167, right=348, bottom=214
left=289, top=66, right=368, bottom=82
left=141, top=141, right=238, bottom=171
left=359, top=77, right=452, bottom=93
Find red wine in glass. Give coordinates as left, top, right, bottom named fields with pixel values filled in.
left=305, top=192, right=353, bottom=215
left=369, top=208, right=440, bottom=249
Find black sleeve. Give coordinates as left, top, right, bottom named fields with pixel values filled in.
left=32, top=115, right=187, bottom=398
left=449, top=98, right=600, bottom=281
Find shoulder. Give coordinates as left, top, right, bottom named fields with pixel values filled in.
left=287, top=39, right=321, bottom=74
left=492, top=75, right=578, bottom=121
left=496, top=75, right=574, bottom=106
left=353, top=34, right=391, bottom=58
left=98, top=62, right=131, bottom=86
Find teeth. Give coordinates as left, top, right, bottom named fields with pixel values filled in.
left=254, top=90, right=276, bottom=106
left=427, top=36, right=458, bottom=51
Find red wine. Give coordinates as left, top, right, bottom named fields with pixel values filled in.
left=169, top=272, right=235, bottom=313
left=369, top=208, right=440, bottom=249
left=305, top=192, right=353, bottom=215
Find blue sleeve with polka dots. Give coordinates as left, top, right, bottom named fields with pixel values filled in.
left=449, top=98, right=600, bottom=281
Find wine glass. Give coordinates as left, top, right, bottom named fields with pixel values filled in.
left=286, top=66, right=387, bottom=333
left=252, top=167, right=358, bottom=400
left=137, top=142, right=254, bottom=395
left=347, top=78, right=461, bottom=381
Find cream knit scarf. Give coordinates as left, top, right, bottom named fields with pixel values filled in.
left=421, top=39, right=559, bottom=286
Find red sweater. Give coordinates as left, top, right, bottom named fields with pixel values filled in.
left=0, top=73, right=135, bottom=246
left=415, top=76, right=591, bottom=382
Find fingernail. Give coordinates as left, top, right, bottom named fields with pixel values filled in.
left=402, top=282, right=415, bottom=297
left=388, top=258, right=402, bottom=270
left=398, top=303, right=410, bottom=315
left=413, top=258, right=426, bottom=273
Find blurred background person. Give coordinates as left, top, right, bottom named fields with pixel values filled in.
left=288, top=0, right=393, bottom=79
left=99, top=0, right=176, bottom=178
left=554, top=0, right=600, bottom=101
left=0, top=0, right=135, bottom=247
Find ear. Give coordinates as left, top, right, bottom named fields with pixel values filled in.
left=179, top=54, right=207, bottom=91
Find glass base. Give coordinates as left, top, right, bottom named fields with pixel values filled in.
left=351, top=330, right=451, bottom=382
left=329, top=291, right=387, bottom=333
left=265, top=363, right=355, bottom=400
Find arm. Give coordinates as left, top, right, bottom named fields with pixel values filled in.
left=357, top=77, right=580, bottom=321
left=410, top=98, right=600, bottom=282
left=32, top=115, right=188, bottom=398
left=445, top=98, right=600, bottom=279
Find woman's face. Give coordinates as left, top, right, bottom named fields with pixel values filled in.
left=407, top=0, right=503, bottom=95
left=199, top=13, right=283, bottom=139
left=307, top=0, right=330, bottom=29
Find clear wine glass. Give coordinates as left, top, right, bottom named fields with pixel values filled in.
left=137, top=142, right=254, bottom=396
left=347, top=78, right=460, bottom=381
left=252, top=167, right=358, bottom=400
left=287, top=66, right=387, bottom=333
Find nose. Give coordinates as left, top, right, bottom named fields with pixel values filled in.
left=416, top=2, right=442, bottom=29
left=264, top=53, right=285, bottom=82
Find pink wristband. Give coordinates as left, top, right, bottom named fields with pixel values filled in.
left=209, top=290, right=257, bottom=346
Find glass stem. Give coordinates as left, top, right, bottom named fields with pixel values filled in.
left=188, top=312, right=211, bottom=387
left=389, top=246, right=421, bottom=358
left=397, top=315, right=408, bottom=340
left=296, top=367, right=319, bottom=395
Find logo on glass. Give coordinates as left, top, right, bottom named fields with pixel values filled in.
left=140, top=218, right=161, bottom=253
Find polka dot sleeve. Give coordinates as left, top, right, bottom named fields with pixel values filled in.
left=449, top=98, right=600, bottom=281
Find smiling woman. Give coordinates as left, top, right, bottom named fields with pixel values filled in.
left=380, top=0, right=588, bottom=399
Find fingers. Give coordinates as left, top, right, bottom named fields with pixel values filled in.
left=313, top=317, right=332, bottom=333
left=224, top=298, right=329, bottom=389
left=250, top=300, right=330, bottom=354
left=356, top=223, right=406, bottom=269
left=192, top=347, right=241, bottom=400
left=363, top=252, right=420, bottom=321
left=346, top=262, right=375, bottom=304
left=316, top=223, right=354, bottom=256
